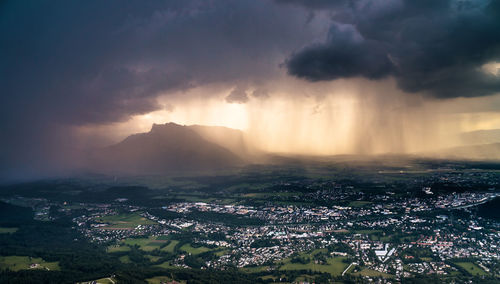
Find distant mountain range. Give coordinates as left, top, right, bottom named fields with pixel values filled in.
left=460, top=129, right=500, bottom=145
left=90, top=123, right=250, bottom=174
left=88, top=124, right=500, bottom=174
left=433, top=129, right=500, bottom=160
left=436, top=142, right=500, bottom=161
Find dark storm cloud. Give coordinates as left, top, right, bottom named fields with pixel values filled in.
left=0, top=0, right=305, bottom=126
left=284, top=0, right=500, bottom=98
left=251, top=89, right=270, bottom=99
left=226, top=87, right=249, bottom=104
left=287, top=23, right=393, bottom=81
left=0, top=0, right=318, bottom=179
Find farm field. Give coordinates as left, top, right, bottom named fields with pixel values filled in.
left=161, top=240, right=179, bottom=253
left=0, top=256, right=60, bottom=271
left=95, top=213, right=157, bottom=229
left=352, top=268, right=394, bottom=278
left=280, top=257, right=348, bottom=276
left=154, top=261, right=180, bottom=269
left=121, top=236, right=167, bottom=251
left=180, top=243, right=212, bottom=255
left=119, top=256, right=131, bottom=263
left=348, top=201, right=372, bottom=207
left=107, top=245, right=131, bottom=253
left=455, top=262, right=488, bottom=276
left=278, top=250, right=349, bottom=276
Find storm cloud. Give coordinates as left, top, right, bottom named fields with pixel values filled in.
left=226, top=87, right=249, bottom=104
left=284, top=0, right=500, bottom=98
left=0, top=0, right=320, bottom=178
left=1, top=0, right=500, bottom=179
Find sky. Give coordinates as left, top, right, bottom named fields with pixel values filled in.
left=1, top=0, right=500, bottom=178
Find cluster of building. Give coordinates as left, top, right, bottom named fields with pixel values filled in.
left=64, top=187, right=499, bottom=280
left=8, top=172, right=496, bottom=280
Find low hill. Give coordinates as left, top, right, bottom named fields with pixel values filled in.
left=435, top=143, right=500, bottom=161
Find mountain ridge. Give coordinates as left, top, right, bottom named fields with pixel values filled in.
left=89, top=123, right=245, bottom=174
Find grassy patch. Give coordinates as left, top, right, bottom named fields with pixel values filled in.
left=353, top=229, right=383, bottom=235
left=214, top=249, right=229, bottom=257
left=348, top=201, right=372, bottom=207
left=0, top=256, right=60, bottom=271
left=352, top=268, right=394, bottom=278
left=107, top=245, right=131, bottom=253
left=454, top=262, right=487, bottom=276
left=96, top=213, right=156, bottom=229
left=154, top=261, right=180, bottom=269
left=180, top=243, right=212, bottom=255
left=0, top=227, right=18, bottom=234
left=121, top=236, right=167, bottom=252
left=279, top=254, right=349, bottom=276
left=119, top=255, right=131, bottom=263
left=295, top=275, right=317, bottom=282
left=161, top=240, right=179, bottom=253
left=146, top=255, right=161, bottom=262
left=240, top=266, right=269, bottom=273
left=258, top=274, right=278, bottom=281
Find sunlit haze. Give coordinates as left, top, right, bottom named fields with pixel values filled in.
left=78, top=77, right=500, bottom=157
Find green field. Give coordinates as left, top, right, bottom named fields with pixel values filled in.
left=146, top=276, right=186, bottom=284
left=259, top=274, right=279, bottom=281
left=0, top=256, right=60, bottom=271
left=0, top=227, right=18, bottom=234
left=278, top=250, right=349, bottom=276
left=96, top=213, right=157, bottom=229
left=214, top=249, right=229, bottom=256
left=107, top=245, right=131, bottom=253
left=122, top=236, right=167, bottom=251
left=352, top=268, right=394, bottom=278
left=348, top=201, right=372, bottom=207
left=119, top=255, right=131, bottom=263
left=146, top=255, right=161, bottom=262
left=455, top=262, right=488, bottom=276
left=280, top=257, right=348, bottom=276
left=180, top=243, right=212, bottom=255
left=241, top=266, right=270, bottom=273
left=353, top=229, right=383, bottom=235
left=155, top=261, right=180, bottom=269
left=294, top=275, right=319, bottom=282
left=161, top=240, right=180, bottom=253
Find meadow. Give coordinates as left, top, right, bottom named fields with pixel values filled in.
left=278, top=249, right=350, bottom=276
left=454, top=262, right=488, bottom=276
left=0, top=256, right=60, bottom=271
left=96, top=213, right=157, bottom=229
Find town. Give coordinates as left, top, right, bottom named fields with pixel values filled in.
left=1, top=164, right=499, bottom=283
